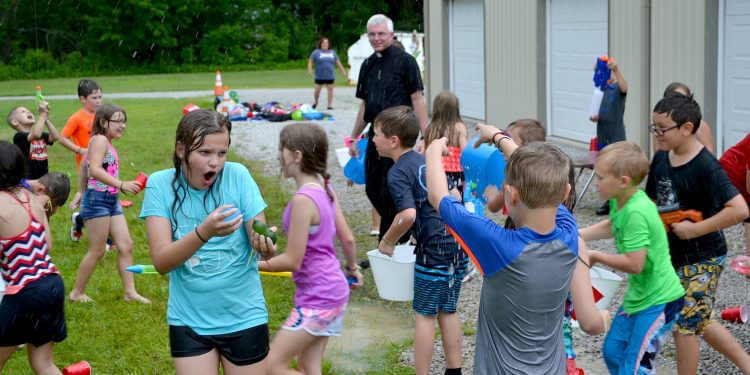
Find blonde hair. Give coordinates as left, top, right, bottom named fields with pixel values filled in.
left=596, top=141, right=649, bottom=185
left=505, top=142, right=570, bottom=209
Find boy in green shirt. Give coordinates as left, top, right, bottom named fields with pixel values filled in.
left=580, top=141, right=684, bottom=375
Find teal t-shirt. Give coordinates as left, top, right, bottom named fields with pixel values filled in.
left=140, top=162, right=268, bottom=335
left=609, top=190, right=684, bottom=314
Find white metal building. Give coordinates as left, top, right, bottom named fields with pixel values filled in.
left=424, top=0, right=750, bottom=153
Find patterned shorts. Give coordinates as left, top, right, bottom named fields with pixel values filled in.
left=674, top=256, right=725, bottom=335
left=282, top=303, right=347, bottom=337
left=412, top=257, right=468, bottom=316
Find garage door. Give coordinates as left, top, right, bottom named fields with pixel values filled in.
left=721, top=0, right=750, bottom=150
left=450, top=0, right=485, bottom=120
left=548, top=0, right=608, bottom=141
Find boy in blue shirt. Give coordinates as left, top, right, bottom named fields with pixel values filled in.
left=580, top=141, right=684, bottom=374
left=426, top=130, right=598, bottom=374
left=373, top=106, right=467, bottom=375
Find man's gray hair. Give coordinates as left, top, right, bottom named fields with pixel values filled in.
left=367, top=14, right=393, bottom=32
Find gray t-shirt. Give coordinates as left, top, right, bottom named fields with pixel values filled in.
left=439, top=198, right=579, bottom=374
left=596, top=82, right=627, bottom=147
left=310, top=48, right=339, bottom=81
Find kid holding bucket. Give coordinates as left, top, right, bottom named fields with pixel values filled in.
left=259, top=122, right=362, bottom=374
left=579, top=141, right=684, bottom=375
left=68, top=104, right=150, bottom=304
left=141, top=110, right=274, bottom=374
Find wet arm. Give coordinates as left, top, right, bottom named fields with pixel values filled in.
left=411, top=90, right=429, bottom=133
left=579, top=219, right=613, bottom=241
left=570, top=238, right=609, bottom=335
left=426, top=139, right=451, bottom=212
left=258, top=195, right=313, bottom=272
left=590, top=248, right=646, bottom=275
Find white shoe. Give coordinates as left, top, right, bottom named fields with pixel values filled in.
left=369, top=229, right=379, bottom=237
left=462, top=265, right=477, bottom=283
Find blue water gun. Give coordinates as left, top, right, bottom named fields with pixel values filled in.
left=593, top=55, right=611, bottom=90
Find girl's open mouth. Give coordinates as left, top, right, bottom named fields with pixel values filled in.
left=203, top=171, right=216, bottom=183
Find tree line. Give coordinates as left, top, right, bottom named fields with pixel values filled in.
left=0, top=0, right=423, bottom=79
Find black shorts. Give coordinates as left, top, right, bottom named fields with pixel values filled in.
left=0, top=273, right=67, bottom=347
left=169, top=324, right=269, bottom=366
left=314, top=79, right=334, bottom=85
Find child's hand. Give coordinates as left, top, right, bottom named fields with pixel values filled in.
left=607, top=58, right=618, bottom=72
left=202, top=205, right=243, bottom=239
left=78, top=147, right=88, bottom=156
left=346, top=179, right=354, bottom=187
left=38, top=101, right=50, bottom=114
left=414, top=138, right=425, bottom=154
left=251, top=226, right=277, bottom=260
left=377, top=239, right=395, bottom=257
left=348, top=140, right=360, bottom=158
left=671, top=221, right=699, bottom=240
left=589, top=115, right=600, bottom=122
left=473, top=123, right=502, bottom=147
left=69, top=191, right=82, bottom=209
left=425, top=136, right=449, bottom=157
left=120, top=181, right=141, bottom=195
left=344, top=266, right=364, bottom=289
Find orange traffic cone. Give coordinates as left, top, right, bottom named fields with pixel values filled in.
left=214, top=71, right=223, bottom=97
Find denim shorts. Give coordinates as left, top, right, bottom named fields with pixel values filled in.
left=80, top=189, right=122, bottom=221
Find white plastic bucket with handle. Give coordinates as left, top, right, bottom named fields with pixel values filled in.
left=589, top=266, right=623, bottom=310
left=367, top=245, right=416, bottom=301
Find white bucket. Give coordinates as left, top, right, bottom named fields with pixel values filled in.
left=335, top=147, right=351, bottom=168
left=367, top=245, right=416, bottom=301
left=590, top=266, right=623, bottom=310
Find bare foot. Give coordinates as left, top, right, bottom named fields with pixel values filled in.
left=124, top=293, right=152, bottom=304
left=69, top=292, right=93, bottom=303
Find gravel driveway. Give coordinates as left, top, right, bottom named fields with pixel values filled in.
left=229, top=87, right=750, bottom=375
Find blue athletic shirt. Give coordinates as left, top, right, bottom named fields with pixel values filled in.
left=439, top=196, right=578, bottom=375
left=140, top=162, right=268, bottom=335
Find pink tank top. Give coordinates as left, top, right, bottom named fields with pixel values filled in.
left=282, top=184, right=349, bottom=308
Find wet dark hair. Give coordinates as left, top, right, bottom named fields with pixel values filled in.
left=92, top=103, right=127, bottom=136
left=38, top=172, right=71, bottom=208
left=663, top=82, right=691, bottom=98
left=171, top=110, right=232, bottom=232
left=0, top=140, right=25, bottom=190
left=78, top=79, right=101, bottom=98
left=374, top=106, right=419, bottom=148
left=425, top=91, right=464, bottom=148
left=279, top=122, right=334, bottom=202
left=653, top=92, right=702, bottom=134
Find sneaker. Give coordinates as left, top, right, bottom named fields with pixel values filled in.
left=69, top=226, right=82, bottom=242
left=595, top=202, right=610, bottom=216
left=369, top=229, right=380, bottom=237
left=312, top=103, right=317, bottom=109
left=327, top=106, right=334, bottom=110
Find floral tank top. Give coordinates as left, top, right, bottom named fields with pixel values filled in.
left=86, top=141, right=119, bottom=194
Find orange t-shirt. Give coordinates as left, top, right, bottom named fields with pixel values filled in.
left=61, top=108, right=95, bottom=167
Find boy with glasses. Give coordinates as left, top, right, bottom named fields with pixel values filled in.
left=646, top=92, right=750, bottom=374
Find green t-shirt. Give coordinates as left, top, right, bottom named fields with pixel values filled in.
left=609, top=190, right=684, bottom=314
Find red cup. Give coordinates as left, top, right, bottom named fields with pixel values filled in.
left=721, top=305, right=748, bottom=323
left=732, top=255, right=750, bottom=275
left=63, top=361, right=91, bottom=375
left=135, top=172, right=148, bottom=192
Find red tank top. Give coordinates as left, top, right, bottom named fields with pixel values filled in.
left=0, top=190, right=57, bottom=295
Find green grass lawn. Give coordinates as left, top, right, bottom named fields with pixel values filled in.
left=0, top=94, right=414, bottom=374
left=0, top=69, right=351, bottom=97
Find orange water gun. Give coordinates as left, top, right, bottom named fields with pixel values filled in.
left=657, top=204, right=703, bottom=232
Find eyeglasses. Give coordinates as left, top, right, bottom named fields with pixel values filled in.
left=648, top=123, right=681, bottom=136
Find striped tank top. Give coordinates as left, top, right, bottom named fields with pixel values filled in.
left=0, top=190, right=57, bottom=295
